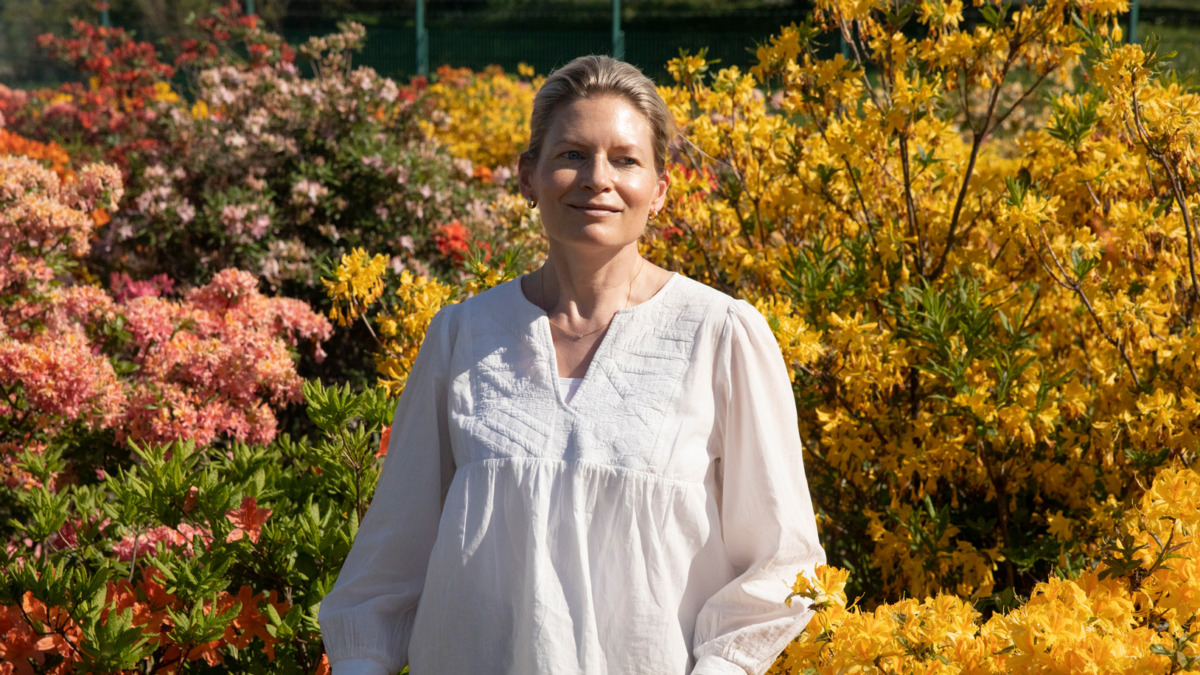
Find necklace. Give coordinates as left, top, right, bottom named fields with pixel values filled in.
left=541, top=258, right=645, bottom=340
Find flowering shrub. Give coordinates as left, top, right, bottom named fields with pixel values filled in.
left=0, top=129, right=71, bottom=178
left=1, top=379, right=396, bottom=673
left=323, top=246, right=529, bottom=395
left=418, top=63, right=542, bottom=171
left=770, top=467, right=1200, bottom=673
left=0, top=154, right=332, bottom=471
left=635, top=0, right=1200, bottom=609
left=0, top=141, right=344, bottom=672
left=3, top=2, right=505, bottom=298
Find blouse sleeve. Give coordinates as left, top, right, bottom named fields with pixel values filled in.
left=691, top=300, right=826, bottom=675
left=318, top=305, right=458, bottom=675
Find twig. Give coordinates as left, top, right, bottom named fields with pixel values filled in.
left=898, top=134, right=926, bottom=274
left=1026, top=228, right=1142, bottom=390
left=1129, top=90, right=1200, bottom=313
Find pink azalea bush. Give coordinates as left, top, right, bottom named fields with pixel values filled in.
left=0, top=155, right=126, bottom=454
left=0, top=150, right=332, bottom=479
left=0, top=128, right=345, bottom=674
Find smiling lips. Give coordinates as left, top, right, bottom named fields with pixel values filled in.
left=571, top=204, right=621, bottom=216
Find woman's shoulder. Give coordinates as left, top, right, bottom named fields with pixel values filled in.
left=658, top=274, right=762, bottom=324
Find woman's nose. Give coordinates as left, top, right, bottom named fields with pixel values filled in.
left=580, top=155, right=614, bottom=191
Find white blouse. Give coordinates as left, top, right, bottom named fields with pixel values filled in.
left=318, top=274, right=825, bottom=675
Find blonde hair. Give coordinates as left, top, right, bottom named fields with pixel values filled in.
left=523, top=55, right=674, bottom=173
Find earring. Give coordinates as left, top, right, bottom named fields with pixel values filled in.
left=526, top=198, right=537, bottom=209
left=648, top=210, right=659, bottom=223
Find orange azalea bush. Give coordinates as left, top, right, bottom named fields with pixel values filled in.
left=4, top=550, right=292, bottom=672
left=0, top=129, right=71, bottom=178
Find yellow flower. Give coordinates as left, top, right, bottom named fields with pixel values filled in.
left=322, top=248, right=389, bottom=326
left=152, top=81, right=179, bottom=103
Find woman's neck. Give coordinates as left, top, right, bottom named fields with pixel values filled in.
left=538, top=244, right=644, bottom=320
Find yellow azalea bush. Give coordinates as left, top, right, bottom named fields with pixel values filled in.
left=639, top=0, right=1200, bottom=609
left=373, top=270, right=458, bottom=394
left=418, top=64, right=543, bottom=170
left=770, top=466, right=1200, bottom=673
left=329, top=0, right=1200, bottom=666
left=323, top=248, right=389, bottom=327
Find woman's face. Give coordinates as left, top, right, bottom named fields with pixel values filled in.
left=519, top=95, right=669, bottom=255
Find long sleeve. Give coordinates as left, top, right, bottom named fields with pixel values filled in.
left=318, top=306, right=458, bottom=675
left=692, top=301, right=826, bottom=675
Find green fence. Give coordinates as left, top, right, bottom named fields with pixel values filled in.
left=2, top=2, right=1199, bottom=89
left=281, top=6, right=819, bottom=84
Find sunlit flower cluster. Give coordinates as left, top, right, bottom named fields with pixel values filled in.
left=771, top=467, right=1200, bottom=673
left=372, top=271, right=457, bottom=395
left=119, top=269, right=333, bottom=447
left=418, top=64, right=542, bottom=170
left=0, top=151, right=332, bottom=460
left=323, top=248, right=388, bottom=326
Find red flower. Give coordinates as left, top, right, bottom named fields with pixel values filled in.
left=433, top=220, right=470, bottom=263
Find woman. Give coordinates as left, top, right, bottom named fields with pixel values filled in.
left=318, top=55, right=825, bottom=675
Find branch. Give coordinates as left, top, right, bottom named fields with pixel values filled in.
left=1026, top=228, right=1142, bottom=390
left=1130, top=90, right=1200, bottom=310
left=897, top=134, right=926, bottom=274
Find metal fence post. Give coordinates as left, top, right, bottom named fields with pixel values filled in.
left=247, top=0, right=255, bottom=16
left=416, top=0, right=429, bottom=77
left=1128, top=0, right=1138, bottom=45
left=100, top=0, right=111, bottom=28
left=612, top=0, right=624, bottom=60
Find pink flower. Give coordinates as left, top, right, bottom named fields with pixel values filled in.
left=112, top=522, right=213, bottom=561
left=110, top=272, right=175, bottom=303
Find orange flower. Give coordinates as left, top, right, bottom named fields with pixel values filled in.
left=0, top=129, right=71, bottom=178
left=376, top=424, right=392, bottom=458
left=225, top=496, right=272, bottom=544
left=91, top=207, right=110, bottom=226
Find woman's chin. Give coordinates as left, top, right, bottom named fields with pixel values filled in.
left=548, top=229, right=642, bottom=254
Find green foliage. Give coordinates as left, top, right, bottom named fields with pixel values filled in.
left=1, top=380, right=395, bottom=672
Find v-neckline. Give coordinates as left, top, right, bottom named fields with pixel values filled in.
left=513, top=273, right=679, bottom=410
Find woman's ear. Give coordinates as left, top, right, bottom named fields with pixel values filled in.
left=652, top=168, right=671, bottom=212
left=517, top=153, right=536, bottom=202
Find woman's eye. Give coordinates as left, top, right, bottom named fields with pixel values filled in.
left=564, top=150, right=584, bottom=160
left=618, top=157, right=640, bottom=166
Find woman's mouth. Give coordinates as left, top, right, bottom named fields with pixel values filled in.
left=571, top=205, right=621, bottom=216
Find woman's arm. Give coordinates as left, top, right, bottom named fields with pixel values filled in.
left=692, top=301, right=825, bottom=675
left=317, top=306, right=458, bottom=675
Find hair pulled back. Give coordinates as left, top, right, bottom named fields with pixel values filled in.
left=523, top=55, right=674, bottom=174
